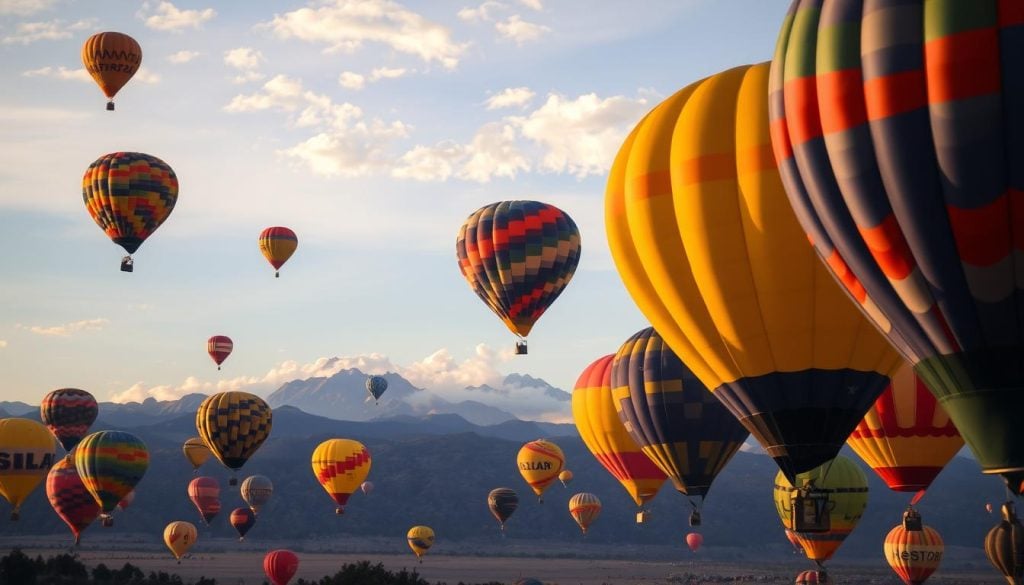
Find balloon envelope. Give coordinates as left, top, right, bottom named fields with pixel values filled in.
left=568, top=492, right=601, bottom=535
left=81, top=32, right=141, bottom=109
left=182, top=437, right=212, bottom=471
left=259, top=227, right=298, bottom=277
left=985, top=503, right=1024, bottom=585
left=207, top=336, right=233, bottom=368
left=517, top=439, right=564, bottom=500
left=264, top=550, right=299, bottom=585
left=163, top=521, right=196, bottom=560
left=74, top=431, right=148, bottom=524
left=241, top=474, right=273, bottom=515
left=46, top=457, right=100, bottom=545
left=195, top=392, right=272, bottom=474
left=311, top=439, right=371, bottom=514
left=456, top=200, right=581, bottom=341
left=685, top=532, right=703, bottom=552
left=187, top=477, right=221, bottom=525
left=558, top=470, right=573, bottom=487
left=605, top=62, right=899, bottom=483
left=885, top=519, right=944, bottom=585
left=366, top=376, right=388, bottom=401
left=360, top=481, right=373, bottom=495
left=40, top=388, right=98, bottom=454
left=230, top=507, right=256, bottom=540
left=407, top=525, right=435, bottom=558
left=0, top=418, right=57, bottom=519
left=487, top=487, right=519, bottom=530
left=770, top=0, right=1024, bottom=494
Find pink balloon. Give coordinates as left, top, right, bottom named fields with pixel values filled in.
left=686, top=532, right=703, bottom=552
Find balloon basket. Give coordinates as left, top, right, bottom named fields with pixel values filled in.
left=229, top=477, right=238, bottom=486
left=515, top=341, right=527, bottom=355
left=120, top=256, right=134, bottom=272
left=275, top=272, right=279, bottom=278
left=106, top=101, right=115, bottom=111
left=336, top=507, right=344, bottom=515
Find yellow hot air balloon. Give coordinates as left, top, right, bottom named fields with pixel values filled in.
left=0, top=418, right=57, bottom=520
left=195, top=392, right=272, bottom=485
left=558, top=470, right=573, bottom=488
left=517, top=439, right=564, bottom=502
left=568, top=492, right=602, bottom=535
left=311, top=439, right=371, bottom=515
left=182, top=437, right=212, bottom=473
left=774, top=456, right=869, bottom=565
left=605, top=62, right=901, bottom=483
left=163, top=521, right=197, bottom=562
left=572, top=355, right=666, bottom=509
left=407, top=525, right=434, bottom=561
left=81, top=32, right=141, bottom=110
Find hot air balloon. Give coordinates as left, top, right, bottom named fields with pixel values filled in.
left=195, top=392, right=272, bottom=485
left=686, top=532, right=703, bottom=553
left=311, top=439, right=371, bottom=515
left=163, top=521, right=197, bottom=562
left=612, top=328, right=750, bottom=526
left=568, top=492, right=601, bottom=535
left=259, top=227, right=298, bottom=278
left=182, top=437, right=212, bottom=473
left=456, top=200, right=581, bottom=354
left=366, top=375, right=388, bottom=404
left=360, top=481, right=373, bottom=496
left=207, top=336, right=233, bottom=370
left=558, top=470, right=573, bottom=487
left=407, top=526, right=434, bottom=561
left=241, top=474, right=273, bottom=515
left=81, top=32, right=141, bottom=110
left=487, top=487, right=519, bottom=532
left=82, top=152, right=178, bottom=272
left=770, top=0, right=1024, bottom=496
left=774, top=456, right=868, bottom=566
left=573, top=354, right=667, bottom=515
left=75, top=430, right=149, bottom=527
left=986, top=502, right=1024, bottom=585
left=187, top=477, right=221, bottom=525
left=40, top=388, right=98, bottom=455
left=264, top=550, right=299, bottom=585
left=230, top=507, right=256, bottom=541
left=0, top=418, right=57, bottom=520
left=46, top=457, right=100, bottom=545
left=117, top=489, right=135, bottom=511
left=795, top=570, right=830, bottom=585
left=517, top=439, right=564, bottom=502
left=605, top=62, right=900, bottom=484
left=847, top=364, right=963, bottom=499
left=885, top=508, right=945, bottom=585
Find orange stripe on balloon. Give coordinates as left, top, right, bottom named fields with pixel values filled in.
left=630, top=170, right=673, bottom=200
left=924, top=27, right=1001, bottom=104
left=817, top=68, right=868, bottom=135
left=946, top=196, right=1011, bottom=266
left=858, top=215, right=916, bottom=280
left=864, top=70, right=928, bottom=121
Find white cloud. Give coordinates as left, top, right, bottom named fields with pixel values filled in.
left=518, top=0, right=542, bottom=10
left=370, top=66, right=407, bottom=81
left=392, top=141, right=463, bottom=181
left=133, top=66, right=161, bottom=84
left=512, top=92, right=650, bottom=178
left=495, top=14, right=549, bottom=44
left=394, top=122, right=527, bottom=183
left=17, top=318, right=109, bottom=337
left=485, top=86, right=534, bottom=110
left=224, top=47, right=264, bottom=70
left=139, top=1, right=216, bottom=31
left=2, top=18, right=94, bottom=44
left=0, top=0, right=56, bottom=16
left=22, top=66, right=91, bottom=82
left=107, top=346, right=570, bottom=421
left=265, top=0, right=467, bottom=69
left=167, top=50, right=200, bottom=64
left=338, top=71, right=365, bottom=90
left=457, top=0, right=503, bottom=22
left=224, top=74, right=306, bottom=112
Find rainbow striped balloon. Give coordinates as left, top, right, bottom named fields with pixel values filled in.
left=74, top=431, right=149, bottom=526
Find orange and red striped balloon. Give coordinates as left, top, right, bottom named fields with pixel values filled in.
left=885, top=517, right=944, bottom=585
left=259, top=227, right=298, bottom=278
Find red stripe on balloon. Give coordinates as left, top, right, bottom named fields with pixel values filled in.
left=925, top=27, right=1001, bottom=104
left=817, top=68, right=867, bottom=135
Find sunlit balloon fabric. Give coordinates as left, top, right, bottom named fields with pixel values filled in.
left=558, top=470, right=573, bottom=487
left=517, top=439, right=565, bottom=501
left=986, top=502, right=1024, bottom=585
left=82, top=152, right=178, bottom=264
left=0, top=418, right=57, bottom=520
left=568, top=492, right=601, bottom=535
left=487, top=487, right=519, bottom=531
left=164, top=521, right=197, bottom=561
left=74, top=430, right=148, bottom=526
left=241, top=474, right=273, bottom=515
left=686, top=532, right=703, bottom=553
left=230, top=507, right=256, bottom=541
left=207, top=336, right=233, bottom=370
left=187, top=476, right=221, bottom=525
left=259, top=227, right=298, bottom=278
left=311, top=438, right=371, bottom=514
left=407, top=525, right=435, bottom=559
left=885, top=515, right=944, bottom=585
left=40, top=388, right=98, bottom=454
left=195, top=392, right=272, bottom=477
left=611, top=328, right=748, bottom=500
left=605, top=62, right=900, bottom=482
left=81, top=32, right=141, bottom=110
left=361, top=481, right=373, bottom=495
left=46, top=457, right=99, bottom=545
left=773, top=456, right=868, bottom=563
left=182, top=437, right=211, bottom=473
left=770, top=0, right=1024, bottom=493
left=456, top=200, right=582, bottom=343
left=847, top=364, right=963, bottom=494
left=264, top=550, right=299, bottom=585
left=572, top=354, right=666, bottom=507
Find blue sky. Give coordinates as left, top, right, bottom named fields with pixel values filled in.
left=0, top=0, right=790, bottom=420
